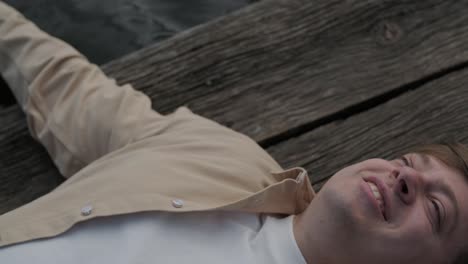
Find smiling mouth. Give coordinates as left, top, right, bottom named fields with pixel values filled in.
left=366, top=181, right=387, bottom=221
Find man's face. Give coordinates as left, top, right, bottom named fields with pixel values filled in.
left=310, top=153, right=468, bottom=264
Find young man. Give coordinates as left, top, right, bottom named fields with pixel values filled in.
left=0, top=1, right=467, bottom=263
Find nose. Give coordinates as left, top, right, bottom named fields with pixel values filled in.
left=391, top=166, right=421, bottom=205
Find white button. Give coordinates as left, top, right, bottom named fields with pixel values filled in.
left=172, top=199, right=184, bottom=208
left=81, top=205, right=93, bottom=216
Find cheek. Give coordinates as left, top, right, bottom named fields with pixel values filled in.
left=382, top=206, right=440, bottom=259
left=329, top=159, right=391, bottom=183
left=398, top=202, right=434, bottom=238
left=328, top=164, right=363, bottom=183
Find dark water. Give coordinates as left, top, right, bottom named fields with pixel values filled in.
left=4, top=0, right=255, bottom=64
left=1, top=0, right=255, bottom=106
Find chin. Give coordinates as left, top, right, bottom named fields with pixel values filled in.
left=317, top=182, right=362, bottom=228
left=319, top=177, right=378, bottom=234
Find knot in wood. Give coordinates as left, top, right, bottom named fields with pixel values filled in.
left=375, top=21, right=403, bottom=45
left=205, top=74, right=222, bottom=86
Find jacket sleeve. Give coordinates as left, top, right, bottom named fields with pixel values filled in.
left=0, top=2, right=178, bottom=178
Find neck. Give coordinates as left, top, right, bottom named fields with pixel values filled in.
left=293, top=208, right=337, bottom=264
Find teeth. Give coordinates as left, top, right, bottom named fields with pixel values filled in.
left=368, top=182, right=382, bottom=199
left=367, top=182, right=384, bottom=209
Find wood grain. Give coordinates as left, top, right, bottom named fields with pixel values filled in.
left=100, top=0, right=468, bottom=143
left=267, top=67, right=468, bottom=191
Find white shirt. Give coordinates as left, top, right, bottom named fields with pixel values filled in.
left=0, top=211, right=306, bottom=264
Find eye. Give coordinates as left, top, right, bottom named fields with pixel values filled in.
left=399, top=156, right=411, bottom=167
left=431, top=200, right=442, bottom=232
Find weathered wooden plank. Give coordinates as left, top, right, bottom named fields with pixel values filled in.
left=100, top=0, right=468, bottom=143
left=267, top=67, right=468, bottom=192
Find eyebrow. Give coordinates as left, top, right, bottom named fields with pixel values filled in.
left=417, top=154, right=459, bottom=236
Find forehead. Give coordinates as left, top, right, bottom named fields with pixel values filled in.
left=411, top=153, right=460, bottom=176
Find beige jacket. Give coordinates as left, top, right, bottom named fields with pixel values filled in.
left=0, top=1, right=315, bottom=248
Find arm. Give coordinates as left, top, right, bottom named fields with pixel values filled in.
left=0, top=2, right=176, bottom=178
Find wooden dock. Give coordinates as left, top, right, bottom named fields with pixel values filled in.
left=2, top=0, right=468, bottom=214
